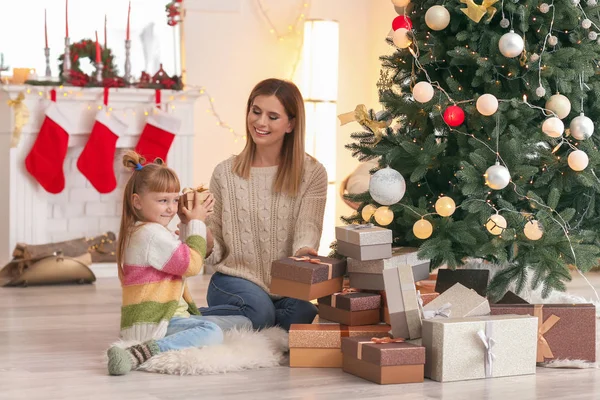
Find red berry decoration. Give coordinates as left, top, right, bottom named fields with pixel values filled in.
left=443, top=105, right=465, bottom=127
left=392, top=16, right=413, bottom=31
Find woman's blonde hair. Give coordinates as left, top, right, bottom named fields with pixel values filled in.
left=116, top=151, right=180, bottom=273
left=233, top=78, right=306, bottom=196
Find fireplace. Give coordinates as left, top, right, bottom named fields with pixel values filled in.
left=0, top=86, right=200, bottom=268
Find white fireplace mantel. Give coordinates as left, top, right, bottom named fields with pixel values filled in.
left=0, top=85, right=201, bottom=264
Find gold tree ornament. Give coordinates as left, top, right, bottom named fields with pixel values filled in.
left=7, top=92, right=30, bottom=148
left=338, top=104, right=389, bottom=144
left=376, top=69, right=394, bottom=92
left=460, top=0, right=498, bottom=23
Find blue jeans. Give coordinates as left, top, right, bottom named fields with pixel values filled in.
left=199, top=272, right=317, bottom=331
left=155, top=315, right=252, bottom=352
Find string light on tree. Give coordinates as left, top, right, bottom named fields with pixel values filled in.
left=443, top=105, right=465, bottom=127
left=435, top=196, right=456, bottom=217
left=369, top=167, right=406, bottom=205
left=361, top=204, right=378, bottom=222
left=542, top=117, right=564, bottom=138
left=476, top=94, right=499, bottom=116
left=500, top=18, right=510, bottom=28
left=425, top=5, right=451, bottom=31
left=524, top=220, right=544, bottom=240
left=568, top=150, right=589, bottom=171
left=548, top=35, right=559, bottom=46
left=484, top=162, right=511, bottom=190
left=374, top=206, right=395, bottom=226
left=546, top=93, right=571, bottom=119
left=412, top=81, right=434, bottom=103
left=499, top=30, right=525, bottom=58
left=486, top=213, right=507, bottom=235
left=536, top=86, right=546, bottom=97
left=413, top=218, right=433, bottom=239
left=570, top=113, right=594, bottom=140
left=540, top=3, right=551, bottom=12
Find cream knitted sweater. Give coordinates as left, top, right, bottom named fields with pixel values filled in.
left=206, top=155, right=327, bottom=293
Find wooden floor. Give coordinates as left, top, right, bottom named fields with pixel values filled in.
left=1, top=272, right=599, bottom=400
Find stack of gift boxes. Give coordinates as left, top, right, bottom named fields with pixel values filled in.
left=269, top=224, right=597, bottom=385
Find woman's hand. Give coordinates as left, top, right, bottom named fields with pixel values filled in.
left=180, top=193, right=215, bottom=223
left=294, top=247, right=318, bottom=257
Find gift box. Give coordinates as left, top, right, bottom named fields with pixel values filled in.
left=422, top=315, right=538, bottom=382
left=347, top=247, right=430, bottom=282
left=349, top=272, right=385, bottom=291
left=270, top=255, right=346, bottom=301
left=435, top=269, right=489, bottom=297
left=490, top=303, right=596, bottom=362
left=341, top=337, right=425, bottom=384
left=180, top=186, right=210, bottom=209
left=493, top=290, right=529, bottom=304
left=381, top=290, right=439, bottom=324
left=335, top=224, right=392, bottom=246
left=289, top=323, right=392, bottom=368
left=317, top=292, right=381, bottom=326
left=416, top=279, right=436, bottom=293
left=383, top=264, right=422, bottom=339
left=422, top=283, right=490, bottom=320
left=337, top=241, right=392, bottom=261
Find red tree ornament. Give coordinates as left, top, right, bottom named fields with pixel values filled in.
left=392, top=16, right=413, bottom=31
left=443, top=105, right=465, bottom=127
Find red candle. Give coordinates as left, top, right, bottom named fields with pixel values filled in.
left=126, top=1, right=131, bottom=41
left=95, top=31, right=101, bottom=63
left=65, top=0, right=69, bottom=37
left=44, top=9, right=48, bottom=48
left=104, top=15, right=107, bottom=49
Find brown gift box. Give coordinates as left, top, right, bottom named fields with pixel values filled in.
left=317, top=291, right=382, bottom=326
left=270, top=255, right=347, bottom=301
left=490, top=303, right=596, bottom=362
left=349, top=272, right=385, bottom=291
left=341, top=337, right=425, bottom=384
left=180, top=186, right=210, bottom=209
left=289, top=323, right=392, bottom=368
left=318, top=304, right=381, bottom=327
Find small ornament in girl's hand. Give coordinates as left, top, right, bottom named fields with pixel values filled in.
left=181, top=185, right=210, bottom=209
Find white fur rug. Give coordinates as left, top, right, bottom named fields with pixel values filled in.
left=110, top=327, right=289, bottom=376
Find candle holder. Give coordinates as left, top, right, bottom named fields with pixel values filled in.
left=124, top=39, right=132, bottom=85
left=63, top=37, right=71, bottom=79
left=44, top=47, right=52, bottom=77
left=95, top=62, right=103, bottom=83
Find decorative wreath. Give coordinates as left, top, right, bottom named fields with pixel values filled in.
left=58, top=39, right=122, bottom=87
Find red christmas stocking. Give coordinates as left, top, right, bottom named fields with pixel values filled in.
left=25, top=101, right=71, bottom=194
left=77, top=111, right=127, bottom=193
left=134, top=108, right=181, bottom=164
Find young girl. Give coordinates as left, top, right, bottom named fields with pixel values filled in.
left=106, top=151, right=251, bottom=376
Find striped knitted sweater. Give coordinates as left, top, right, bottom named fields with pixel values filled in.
left=119, top=220, right=207, bottom=342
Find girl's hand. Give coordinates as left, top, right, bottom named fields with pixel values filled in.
left=180, top=193, right=215, bottom=222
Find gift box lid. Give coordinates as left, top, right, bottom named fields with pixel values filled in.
left=347, top=248, right=430, bottom=279
left=422, top=283, right=490, bottom=319
left=335, top=224, right=392, bottom=246
left=318, top=291, right=381, bottom=311
left=341, top=336, right=425, bottom=366
left=435, top=269, right=489, bottom=297
left=289, top=323, right=392, bottom=348
left=271, top=255, right=346, bottom=284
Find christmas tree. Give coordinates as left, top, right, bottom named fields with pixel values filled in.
left=342, top=0, right=600, bottom=298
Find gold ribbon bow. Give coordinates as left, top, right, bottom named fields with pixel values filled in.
left=338, top=104, right=388, bottom=144
left=7, top=92, right=30, bottom=148
left=357, top=336, right=405, bottom=360
left=289, top=256, right=333, bottom=279
left=182, top=185, right=208, bottom=194
left=460, top=0, right=498, bottom=23
left=534, top=305, right=560, bottom=362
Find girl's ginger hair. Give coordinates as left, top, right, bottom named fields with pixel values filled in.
left=233, top=78, right=307, bottom=196
left=116, top=151, right=180, bottom=277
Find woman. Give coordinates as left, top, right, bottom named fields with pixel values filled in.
left=200, top=78, right=327, bottom=331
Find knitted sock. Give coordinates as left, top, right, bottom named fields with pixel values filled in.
left=107, top=340, right=160, bottom=376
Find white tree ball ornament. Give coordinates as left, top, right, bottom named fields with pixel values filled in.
left=542, top=117, right=564, bottom=138
left=500, top=18, right=510, bottom=28
left=568, top=150, right=589, bottom=171
left=582, top=19, right=593, bottom=29
left=485, top=163, right=511, bottom=190
left=435, top=196, right=456, bottom=217
left=545, top=94, right=571, bottom=119
left=499, top=30, right=525, bottom=58
left=413, top=219, right=433, bottom=239
left=369, top=167, right=406, bottom=205
left=486, top=214, right=507, bottom=235
left=548, top=35, right=558, bottom=46
left=413, top=81, right=435, bottom=103
left=570, top=113, right=594, bottom=140
left=588, top=0, right=598, bottom=6
left=536, top=86, right=546, bottom=97
left=476, top=94, right=499, bottom=116
left=425, top=5, right=451, bottom=31
left=589, top=31, right=598, bottom=40
left=393, top=28, right=412, bottom=48
left=540, top=3, right=550, bottom=13
left=524, top=220, right=544, bottom=240
left=392, top=0, right=411, bottom=6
